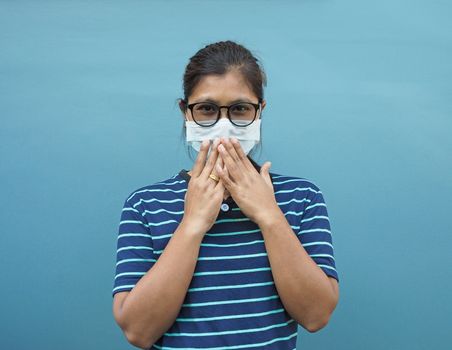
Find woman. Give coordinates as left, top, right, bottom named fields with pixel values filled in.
left=112, top=40, right=339, bottom=349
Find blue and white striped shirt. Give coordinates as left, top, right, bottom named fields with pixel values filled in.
left=113, top=158, right=339, bottom=349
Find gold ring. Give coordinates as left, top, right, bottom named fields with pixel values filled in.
left=209, top=173, right=220, bottom=182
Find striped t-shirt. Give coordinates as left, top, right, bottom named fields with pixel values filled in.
left=113, top=158, right=339, bottom=349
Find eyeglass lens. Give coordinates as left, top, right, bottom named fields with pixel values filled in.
left=192, top=102, right=257, bottom=126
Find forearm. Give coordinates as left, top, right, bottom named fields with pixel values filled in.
left=257, top=209, right=337, bottom=332
left=118, top=220, right=204, bottom=348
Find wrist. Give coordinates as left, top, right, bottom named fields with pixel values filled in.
left=179, top=218, right=205, bottom=238
left=256, top=205, right=285, bottom=230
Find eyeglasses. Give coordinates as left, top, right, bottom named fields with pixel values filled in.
left=185, top=100, right=262, bottom=127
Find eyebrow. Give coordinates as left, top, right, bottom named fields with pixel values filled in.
left=191, top=97, right=256, bottom=105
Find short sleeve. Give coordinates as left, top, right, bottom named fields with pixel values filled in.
left=297, top=187, right=339, bottom=283
left=112, top=196, right=155, bottom=297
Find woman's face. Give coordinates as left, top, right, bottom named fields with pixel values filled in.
left=182, top=69, right=266, bottom=122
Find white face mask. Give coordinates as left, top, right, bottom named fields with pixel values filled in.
left=185, top=118, right=261, bottom=155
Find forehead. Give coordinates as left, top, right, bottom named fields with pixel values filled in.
left=189, top=70, right=256, bottom=103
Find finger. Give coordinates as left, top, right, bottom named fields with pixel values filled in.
left=215, top=155, right=234, bottom=181
left=221, top=137, right=242, bottom=164
left=216, top=161, right=235, bottom=189
left=191, top=139, right=210, bottom=177
left=221, top=137, right=247, bottom=175
left=200, top=138, right=221, bottom=179
left=212, top=154, right=224, bottom=184
left=215, top=173, right=225, bottom=191
left=212, top=149, right=223, bottom=176
left=218, top=153, right=224, bottom=170
left=218, top=141, right=241, bottom=181
left=260, top=161, right=273, bottom=187
left=230, top=136, right=255, bottom=172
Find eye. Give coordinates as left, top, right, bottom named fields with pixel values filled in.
left=194, top=103, right=218, bottom=113
left=231, top=103, right=252, bottom=113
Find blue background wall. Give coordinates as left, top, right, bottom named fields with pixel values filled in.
left=1, top=1, right=451, bottom=349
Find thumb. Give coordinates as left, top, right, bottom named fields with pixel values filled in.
left=260, top=161, right=272, bottom=185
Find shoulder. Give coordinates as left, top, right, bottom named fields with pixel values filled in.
left=270, top=171, right=322, bottom=196
left=123, top=172, right=186, bottom=208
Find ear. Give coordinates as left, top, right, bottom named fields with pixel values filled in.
left=178, top=98, right=185, bottom=112
left=178, top=98, right=188, bottom=120
left=259, top=99, right=267, bottom=117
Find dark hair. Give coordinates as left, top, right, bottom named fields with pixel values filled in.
left=176, top=40, right=267, bottom=162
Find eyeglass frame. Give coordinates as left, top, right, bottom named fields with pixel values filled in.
left=183, top=98, right=263, bottom=127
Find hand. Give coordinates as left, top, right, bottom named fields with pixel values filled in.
left=182, top=138, right=225, bottom=236
left=215, top=137, right=281, bottom=226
